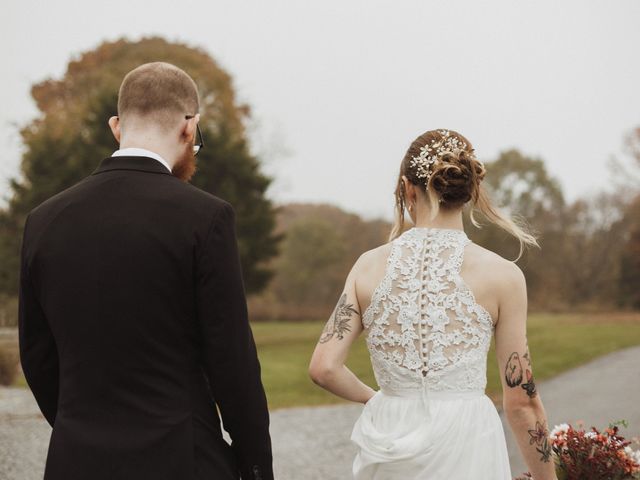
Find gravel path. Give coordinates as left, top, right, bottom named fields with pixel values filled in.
left=2, top=346, right=639, bottom=479
left=0, top=387, right=51, bottom=480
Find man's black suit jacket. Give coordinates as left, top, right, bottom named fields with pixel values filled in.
left=18, top=155, right=273, bottom=480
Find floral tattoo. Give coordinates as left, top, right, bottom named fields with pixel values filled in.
left=528, top=421, right=552, bottom=463
left=319, top=293, right=359, bottom=343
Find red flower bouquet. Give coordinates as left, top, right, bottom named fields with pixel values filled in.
left=515, top=420, right=640, bottom=480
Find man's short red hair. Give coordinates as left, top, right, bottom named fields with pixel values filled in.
left=117, top=62, right=199, bottom=130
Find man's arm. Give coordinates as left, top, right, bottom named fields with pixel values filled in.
left=18, top=214, right=59, bottom=427
left=195, top=202, right=272, bottom=480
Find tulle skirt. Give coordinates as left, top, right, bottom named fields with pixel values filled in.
left=351, top=388, right=512, bottom=480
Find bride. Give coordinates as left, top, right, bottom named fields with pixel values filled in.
left=309, top=129, right=558, bottom=479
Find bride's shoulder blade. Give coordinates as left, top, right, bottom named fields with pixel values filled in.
left=351, top=242, right=394, bottom=315
left=463, top=241, right=527, bottom=320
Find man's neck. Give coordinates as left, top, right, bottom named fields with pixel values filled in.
left=114, top=146, right=173, bottom=173
left=119, top=139, right=176, bottom=169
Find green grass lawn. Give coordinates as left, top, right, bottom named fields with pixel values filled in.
left=253, top=312, right=640, bottom=409
left=5, top=312, right=640, bottom=410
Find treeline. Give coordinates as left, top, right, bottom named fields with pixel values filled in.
left=248, top=141, right=640, bottom=322
left=0, top=37, right=638, bottom=326
left=2, top=144, right=638, bottom=326
left=247, top=203, right=389, bottom=321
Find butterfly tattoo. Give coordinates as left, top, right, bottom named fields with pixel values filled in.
left=521, top=369, right=537, bottom=398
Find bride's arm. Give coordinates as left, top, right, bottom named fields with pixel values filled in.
left=308, top=259, right=377, bottom=404
left=495, top=262, right=558, bottom=480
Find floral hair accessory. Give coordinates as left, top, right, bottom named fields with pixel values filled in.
left=408, top=129, right=476, bottom=190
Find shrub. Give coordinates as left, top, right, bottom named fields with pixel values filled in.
left=0, top=295, right=18, bottom=328
left=0, top=345, right=19, bottom=386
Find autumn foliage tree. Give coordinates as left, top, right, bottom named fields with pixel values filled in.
left=0, top=37, right=280, bottom=295
left=250, top=139, right=640, bottom=321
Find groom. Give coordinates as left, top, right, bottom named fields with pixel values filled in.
left=18, top=62, right=273, bottom=480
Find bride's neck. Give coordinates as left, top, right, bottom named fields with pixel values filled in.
left=412, top=205, right=464, bottom=231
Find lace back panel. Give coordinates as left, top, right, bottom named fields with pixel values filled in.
left=362, top=227, right=494, bottom=393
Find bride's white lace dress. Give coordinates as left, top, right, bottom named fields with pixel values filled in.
left=351, top=227, right=512, bottom=479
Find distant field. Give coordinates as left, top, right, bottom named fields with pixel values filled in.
left=4, top=312, right=640, bottom=409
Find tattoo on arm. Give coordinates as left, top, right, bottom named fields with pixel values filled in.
left=521, top=369, right=537, bottom=398
left=505, top=346, right=538, bottom=398
left=527, top=420, right=552, bottom=463
left=522, top=341, right=532, bottom=367
left=505, top=352, right=523, bottom=387
left=319, top=293, right=359, bottom=343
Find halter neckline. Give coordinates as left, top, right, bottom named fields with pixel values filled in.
left=408, top=226, right=468, bottom=238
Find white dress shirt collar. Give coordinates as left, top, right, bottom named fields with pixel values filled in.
left=112, top=147, right=172, bottom=173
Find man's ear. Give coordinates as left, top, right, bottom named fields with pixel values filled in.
left=108, top=116, right=121, bottom=143
left=182, top=113, right=200, bottom=144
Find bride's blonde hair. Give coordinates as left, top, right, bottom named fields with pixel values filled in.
left=390, top=129, right=539, bottom=261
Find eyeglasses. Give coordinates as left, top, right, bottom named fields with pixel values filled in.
left=185, top=115, right=204, bottom=156
left=114, top=114, right=204, bottom=156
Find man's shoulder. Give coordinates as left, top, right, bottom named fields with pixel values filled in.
left=28, top=176, right=93, bottom=222
left=177, top=181, right=230, bottom=209
left=29, top=172, right=230, bottom=221
left=168, top=181, right=234, bottom=225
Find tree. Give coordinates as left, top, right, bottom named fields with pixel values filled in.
left=480, top=149, right=565, bottom=228
left=248, top=203, right=390, bottom=321
left=609, top=127, right=640, bottom=191
left=618, top=195, right=640, bottom=309
left=616, top=129, right=640, bottom=308
left=554, top=193, right=628, bottom=307
left=466, top=149, right=567, bottom=307
left=0, top=37, right=280, bottom=295
left=273, top=217, right=347, bottom=307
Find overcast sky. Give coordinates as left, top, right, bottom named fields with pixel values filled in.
left=2, top=0, right=639, bottom=219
